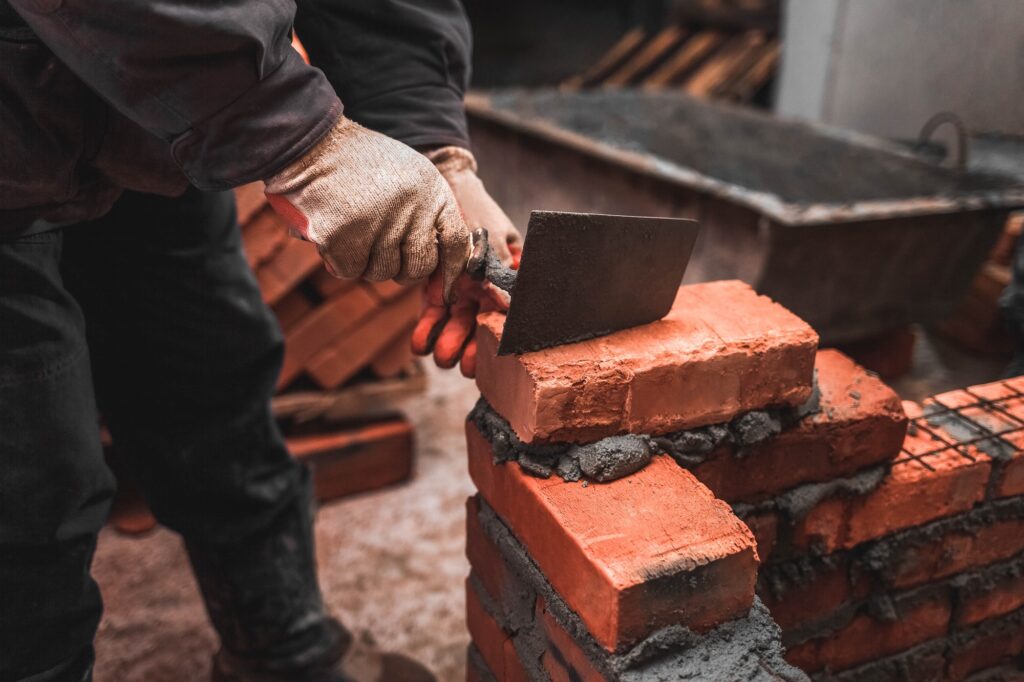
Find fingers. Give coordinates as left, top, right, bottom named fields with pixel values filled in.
left=393, top=219, right=437, bottom=283
left=489, top=219, right=522, bottom=267
left=435, top=201, right=472, bottom=305
left=411, top=302, right=448, bottom=356
left=460, top=339, right=477, bottom=378
left=433, top=304, right=476, bottom=369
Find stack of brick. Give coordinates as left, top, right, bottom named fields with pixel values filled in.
left=644, top=338, right=1023, bottom=680
left=463, top=280, right=819, bottom=681
left=234, top=183, right=422, bottom=391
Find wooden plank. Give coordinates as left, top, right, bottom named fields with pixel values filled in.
left=684, top=32, right=766, bottom=98
left=562, top=27, right=646, bottom=90
left=721, top=39, right=780, bottom=102
left=272, top=361, right=427, bottom=423
left=642, top=30, right=726, bottom=88
left=603, top=26, right=687, bottom=87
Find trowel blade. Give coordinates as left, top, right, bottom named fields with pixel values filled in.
left=497, top=211, right=700, bottom=355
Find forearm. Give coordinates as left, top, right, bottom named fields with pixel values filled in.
left=10, top=0, right=342, bottom=190
left=295, top=0, right=471, bottom=149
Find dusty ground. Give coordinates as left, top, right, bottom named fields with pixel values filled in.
left=93, top=365, right=479, bottom=682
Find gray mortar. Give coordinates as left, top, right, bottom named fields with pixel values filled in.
left=572, top=436, right=652, bottom=482
left=469, top=380, right=821, bottom=485
left=474, top=498, right=809, bottom=681
left=758, top=553, right=846, bottom=601
left=733, top=465, right=889, bottom=560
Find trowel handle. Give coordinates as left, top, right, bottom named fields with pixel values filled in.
left=467, top=228, right=517, bottom=294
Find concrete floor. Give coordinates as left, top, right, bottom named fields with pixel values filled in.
left=90, top=327, right=1007, bottom=682
left=93, top=365, right=480, bottom=682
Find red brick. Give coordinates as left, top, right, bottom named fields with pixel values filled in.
left=927, top=379, right=1024, bottom=499
left=287, top=419, right=413, bottom=502
left=370, top=329, right=416, bottom=378
left=883, top=508, right=1024, bottom=590
left=837, top=326, right=916, bottom=380
left=271, top=290, right=314, bottom=332
left=465, top=579, right=530, bottom=682
left=956, top=568, right=1024, bottom=627
left=537, top=597, right=608, bottom=682
left=465, top=496, right=517, bottom=613
left=475, top=280, right=817, bottom=444
left=278, top=286, right=378, bottom=388
left=256, top=238, right=323, bottom=305
left=791, top=435, right=991, bottom=555
left=946, top=611, right=1024, bottom=681
left=310, top=268, right=358, bottom=299
left=760, top=556, right=856, bottom=631
left=234, top=182, right=267, bottom=226
left=365, top=279, right=410, bottom=303
left=785, top=591, right=951, bottom=673
left=242, top=206, right=290, bottom=270
left=467, top=422, right=758, bottom=651
left=693, top=350, right=906, bottom=503
left=306, top=287, right=422, bottom=389
left=996, top=448, right=1024, bottom=498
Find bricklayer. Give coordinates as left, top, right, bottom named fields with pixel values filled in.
left=475, top=280, right=817, bottom=444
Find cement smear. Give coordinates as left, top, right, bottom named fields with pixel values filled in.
left=469, top=380, right=819, bottom=484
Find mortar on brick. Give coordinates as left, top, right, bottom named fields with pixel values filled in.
left=469, top=395, right=815, bottom=484
left=733, top=465, right=889, bottom=559
left=473, top=497, right=808, bottom=681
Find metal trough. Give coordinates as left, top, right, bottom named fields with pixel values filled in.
left=466, top=89, right=1024, bottom=343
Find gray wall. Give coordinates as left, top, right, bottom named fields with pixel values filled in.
left=776, top=0, right=1024, bottom=140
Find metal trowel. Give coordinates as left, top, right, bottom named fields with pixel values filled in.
left=467, top=210, right=699, bottom=355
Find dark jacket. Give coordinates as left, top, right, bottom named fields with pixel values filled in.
left=0, top=0, right=471, bottom=234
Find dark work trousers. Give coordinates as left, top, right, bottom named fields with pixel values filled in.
left=0, top=189, right=342, bottom=682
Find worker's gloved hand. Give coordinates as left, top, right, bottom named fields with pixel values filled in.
left=426, top=146, right=522, bottom=266
left=413, top=147, right=521, bottom=378
left=264, top=116, right=471, bottom=302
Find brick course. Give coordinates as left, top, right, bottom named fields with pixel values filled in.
left=467, top=422, right=758, bottom=652
left=691, top=350, right=906, bottom=503
left=474, top=280, right=817, bottom=444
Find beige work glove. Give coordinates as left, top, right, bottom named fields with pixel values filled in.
left=413, top=146, right=523, bottom=377
left=264, top=116, right=471, bottom=302
left=426, top=146, right=522, bottom=266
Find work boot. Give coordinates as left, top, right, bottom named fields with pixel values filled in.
left=211, top=627, right=437, bottom=682
left=188, top=477, right=434, bottom=682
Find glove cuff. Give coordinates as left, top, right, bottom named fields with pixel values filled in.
left=426, top=146, right=478, bottom=178
left=264, top=115, right=360, bottom=191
